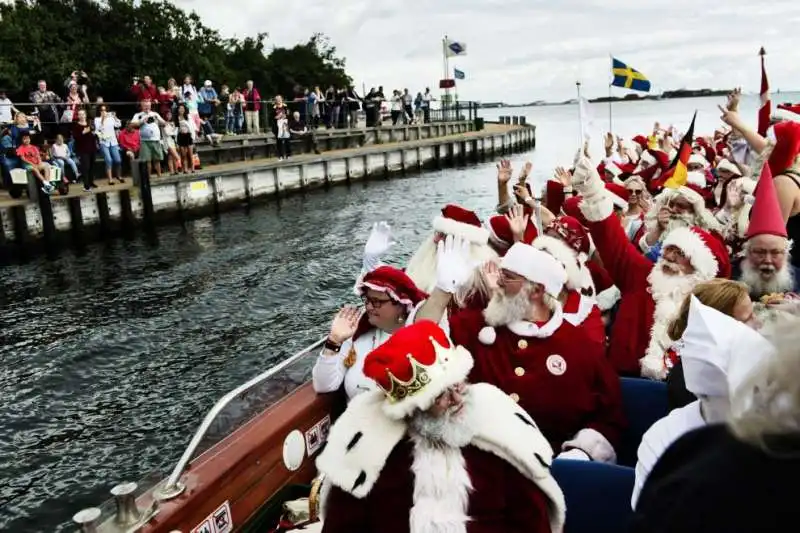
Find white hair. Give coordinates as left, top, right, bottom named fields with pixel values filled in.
left=644, top=188, right=723, bottom=234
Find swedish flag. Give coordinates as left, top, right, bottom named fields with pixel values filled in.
left=611, top=58, right=651, bottom=92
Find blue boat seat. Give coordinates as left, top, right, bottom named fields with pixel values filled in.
left=617, top=377, right=668, bottom=467
left=552, top=459, right=635, bottom=533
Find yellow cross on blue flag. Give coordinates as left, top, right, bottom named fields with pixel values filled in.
left=611, top=58, right=651, bottom=92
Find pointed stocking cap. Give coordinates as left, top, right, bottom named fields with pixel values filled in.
left=745, top=163, right=788, bottom=239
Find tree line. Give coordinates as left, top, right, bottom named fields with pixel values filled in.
left=0, top=0, right=353, bottom=103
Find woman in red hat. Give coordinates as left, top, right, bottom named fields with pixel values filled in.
left=312, top=266, right=427, bottom=400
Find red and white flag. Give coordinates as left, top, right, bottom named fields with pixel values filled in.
left=757, top=47, right=771, bottom=136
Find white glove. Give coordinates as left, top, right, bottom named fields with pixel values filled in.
left=435, top=235, right=474, bottom=294
left=362, top=221, right=395, bottom=272
left=556, top=448, right=592, bottom=461
left=571, top=155, right=605, bottom=198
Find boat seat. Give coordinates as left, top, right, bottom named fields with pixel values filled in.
left=551, top=459, right=635, bottom=533
left=617, top=377, right=668, bottom=467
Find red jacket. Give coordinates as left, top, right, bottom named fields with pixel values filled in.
left=242, top=88, right=261, bottom=111
left=131, top=83, right=159, bottom=102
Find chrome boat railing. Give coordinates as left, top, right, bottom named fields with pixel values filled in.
left=157, top=336, right=326, bottom=500
left=73, top=336, right=326, bottom=531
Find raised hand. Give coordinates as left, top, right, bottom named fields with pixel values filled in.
left=554, top=166, right=572, bottom=187
left=328, top=306, right=360, bottom=344
left=518, top=161, right=533, bottom=183
left=726, top=87, right=742, bottom=112
left=435, top=235, right=475, bottom=294
left=718, top=104, right=743, bottom=130
left=481, top=259, right=501, bottom=293
left=571, top=155, right=603, bottom=197
left=496, top=159, right=513, bottom=184
left=505, top=204, right=530, bottom=242
left=513, top=182, right=532, bottom=203
left=363, top=221, right=395, bottom=272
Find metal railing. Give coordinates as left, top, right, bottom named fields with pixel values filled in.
left=157, top=336, right=326, bottom=499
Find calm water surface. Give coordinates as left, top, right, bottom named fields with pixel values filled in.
left=1, top=93, right=793, bottom=532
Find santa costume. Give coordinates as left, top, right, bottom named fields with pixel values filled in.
left=571, top=156, right=731, bottom=379
left=313, top=266, right=427, bottom=400
left=487, top=210, right=539, bottom=255
left=532, top=216, right=606, bottom=350
left=316, top=320, right=566, bottom=533
left=448, top=243, right=626, bottom=460
left=404, top=204, right=497, bottom=309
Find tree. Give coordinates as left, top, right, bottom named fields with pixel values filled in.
left=0, top=0, right=351, bottom=105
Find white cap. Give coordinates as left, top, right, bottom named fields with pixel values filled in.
left=678, top=296, right=775, bottom=398
left=716, top=158, right=742, bottom=177
left=204, top=80, right=213, bottom=87
left=501, top=243, right=567, bottom=297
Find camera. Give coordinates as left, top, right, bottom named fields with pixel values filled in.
left=146, top=115, right=156, bottom=124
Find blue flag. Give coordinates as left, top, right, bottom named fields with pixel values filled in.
left=454, top=68, right=465, bottom=80
left=611, top=58, right=651, bottom=92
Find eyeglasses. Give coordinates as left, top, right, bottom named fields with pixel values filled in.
left=627, top=189, right=643, bottom=195
left=749, top=249, right=786, bottom=259
left=361, top=295, right=393, bottom=308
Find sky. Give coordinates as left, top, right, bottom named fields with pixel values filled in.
left=175, top=0, right=800, bottom=104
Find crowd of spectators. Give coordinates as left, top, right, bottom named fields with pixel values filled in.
left=0, top=70, right=440, bottom=197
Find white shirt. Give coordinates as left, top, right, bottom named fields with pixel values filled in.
left=133, top=111, right=161, bottom=141
left=312, top=328, right=389, bottom=400
left=94, top=116, right=121, bottom=146
left=631, top=401, right=706, bottom=509
left=0, top=98, right=13, bottom=123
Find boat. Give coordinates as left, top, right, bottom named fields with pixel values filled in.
left=70, top=326, right=670, bottom=533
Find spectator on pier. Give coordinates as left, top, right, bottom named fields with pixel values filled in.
left=198, top=80, right=219, bottom=121
left=118, top=121, right=141, bottom=166
left=324, top=85, right=337, bottom=128
left=421, top=87, right=434, bottom=123
left=72, top=109, right=98, bottom=191
left=0, top=90, right=20, bottom=125
left=402, top=88, right=413, bottom=124
left=64, top=70, right=90, bottom=94
left=288, top=111, right=320, bottom=155
left=157, top=85, right=177, bottom=119
left=62, top=81, right=89, bottom=127
left=176, top=104, right=195, bottom=174
left=180, top=75, right=198, bottom=103
left=312, top=263, right=427, bottom=401
left=161, top=110, right=180, bottom=175
left=16, top=132, right=54, bottom=194
left=94, top=105, right=124, bottom=184
left=242, top=80, right=261, bottom=134
left=49, top=134, right=80, bottom=182
left=29, top=80, right=61, bottom=139
left=131, top=99, right=166, bottom=178
left=131, top=75, right=159, bottom=103
left=226, top=87, right=244, bottom=135
left=11, top=111, right=39, bottom=142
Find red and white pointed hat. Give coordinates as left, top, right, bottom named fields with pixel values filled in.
left=745, top=163, right=788, bottom=239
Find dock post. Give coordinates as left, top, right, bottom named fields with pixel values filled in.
left=35, top=186, right=57, bottom=252
left=133, top=160, right=154, bottom=229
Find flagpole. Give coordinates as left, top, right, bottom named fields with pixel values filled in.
left=608, top=54, right=614, bottom=135
left=576, top=81, right=583, bottom=147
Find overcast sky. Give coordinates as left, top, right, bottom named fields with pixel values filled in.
left=176, top=0, right=800, bottom=103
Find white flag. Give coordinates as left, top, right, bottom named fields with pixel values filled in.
left=445, top=39, right=467, bottom=57
left=579, top=97, right=595, bottom=142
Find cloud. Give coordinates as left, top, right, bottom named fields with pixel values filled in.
left=174, top=0, right=800, bottom=103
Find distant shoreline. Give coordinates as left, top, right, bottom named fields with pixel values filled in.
left=482, top=89, right=736, bottom=109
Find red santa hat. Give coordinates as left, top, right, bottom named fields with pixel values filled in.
left=433, top=204, right=490, bottom=244
left=768, top=121, right=800, bottom=177
left=661, top=226, right=731, bottom=279
left=605, top=182, right=630, bottom=209
left=545, top=216, right=591, bottom=257
left=501, top=242, right=567, bottom=297
left=639, top=149, right=670, bottom=170
left=355, top=266, right=428, bottom=311
left=487, top=213, right=538, bottom=251
left=745, top=163, right=788, bottom=239
left=771, top=103, right=800, bottom=124
left=632, top=135, right=649, bottom=151
left=363, top=320, right=473, bottom=419
left=562, top=196, right=589, bottom=226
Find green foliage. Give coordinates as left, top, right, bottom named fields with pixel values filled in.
left=0, top=0, right=352, bottom=102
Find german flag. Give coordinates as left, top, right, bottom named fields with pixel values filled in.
left=664, top=112, right=697, bottom=189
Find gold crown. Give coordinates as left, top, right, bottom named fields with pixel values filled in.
left=380, top=336, right=450, bottom=403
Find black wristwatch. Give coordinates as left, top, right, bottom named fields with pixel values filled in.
left=323, top=338, right=342, bottom=352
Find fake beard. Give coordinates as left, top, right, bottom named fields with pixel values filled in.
left=740, top=259, right=794, bottom=298
left=483, top=285, right=533, bottom=327
left=408, top=392, right=475, bottom=448
left=648, top=260, right=703, bottom=301
left=405, top=235, right=439, bottom=293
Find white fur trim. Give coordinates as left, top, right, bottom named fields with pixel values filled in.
left=478, top=326, right=497, bottom=345
left=675, top=185, right=704, bottom=206
left=612, top=177, right=625, bottom=186
left=640, top=150, right=657, bottom=167
left=507, top=305, right=564, bottom=338
left=562, top=428, right=617, bottom=463
left=381, top=345, right=474, bottom=420
left=596, top=285, right=621, bottom=312
left=562, top=293, right=596, bottom=327
left=468, top=383, right=566, bottom=532
left=662, top=227, right=719, bottom=279
left=316, top=391, right=407, bottom=499
left=688, top=153, right=708, bottom=168
left=607, top=189, right=629, bottom=210
left=686, top=171, right=707, bottom=188
left=357, top=280, right=417, bottom=311
left=433, top=216, right=490, bottom=244
left=487, top=223, right=511, bottom=250
left=771, top=107, right=800, bottom=124
left=579, top=194, right=614, bottom=222
left=532, top=235, right=583, bottom=290
left=501, top=243, right=567, bottom=297
left=716, top=158, right=742, bottom=177
left=409, top=435, right=471, bottom=533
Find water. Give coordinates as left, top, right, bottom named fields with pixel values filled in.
left=1, top=93, right=795, bottom=532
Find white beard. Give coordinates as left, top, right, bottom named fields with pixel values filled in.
left=740, top=259, right=795, bottom=298
left=408, top=395, right=475, bottom=533
left=483, top=285, right=533, bottom=327
left=640, top=263, right=706, bottom=380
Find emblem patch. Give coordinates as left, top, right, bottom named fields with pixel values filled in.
left=546, top=354, right=567, bottom=376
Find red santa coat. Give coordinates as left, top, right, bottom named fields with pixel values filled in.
left=322, top=439, right=552, bottom=533
left=449, top=307, right=625, bottom=459
left=316, top=384, right=566, bottom=533
left=562, top=289, right=606, bottom=352
left=583, top=211, right=657, bottom=376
